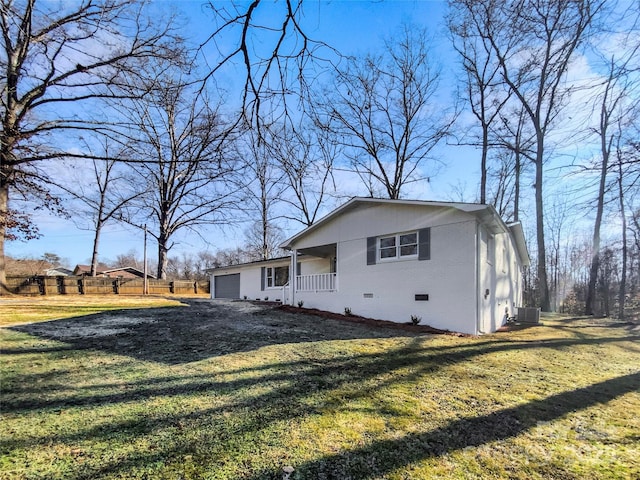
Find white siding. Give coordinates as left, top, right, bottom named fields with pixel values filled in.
left=478, top=228, right=524, bottom=333
left=293, top=207, right=479, bottom=334
left=300, top=257, right=330, bottom=275
left=293, top=203, right=471, bottom=250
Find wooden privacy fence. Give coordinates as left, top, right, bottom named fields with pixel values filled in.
left=5, top=276, right=210, bottom=296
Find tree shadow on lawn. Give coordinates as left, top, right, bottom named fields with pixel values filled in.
left=3, top=322, right=639, bottom=479
left=248, top=371, right=640, bottom=479
left=8, top=299, right=424, bottom=365
left=5, top=305, right=640, bottom=477
left=5, top=337, right=640, bottom=480
left=3, top=322, right=639, bottom=417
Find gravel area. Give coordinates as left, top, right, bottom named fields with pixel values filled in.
left=10, top=299, right=427, bottom=364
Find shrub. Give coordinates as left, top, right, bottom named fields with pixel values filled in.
left=297, top=300, right=304, bottom=308
left=344, top=307, right=352, bottom=316
left=411, top=314, right=422, bottom=325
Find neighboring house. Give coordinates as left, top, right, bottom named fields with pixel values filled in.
left=73, top=265, right=100, bottom=276
left=73, top=265, right=155, bottom=279
left=44, top=267, right=74, bottom=276
left=210, top=198, right=530, bottom=335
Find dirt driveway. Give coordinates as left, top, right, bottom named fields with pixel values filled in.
left=10, top=299, right=425, bottom=365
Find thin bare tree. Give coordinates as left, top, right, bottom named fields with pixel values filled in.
left=55, top=139, right=144, bottom=276
left=448, top=4, right=512, bottom=204
left=585, top=59, right=635, bottom=315
left=584, top=7, right=640, bottom=315
left=491, top=104, right=536, bottom=223
left=238, top=127, right=287, bottom=260
left=271, top=121, right=337, bottom=227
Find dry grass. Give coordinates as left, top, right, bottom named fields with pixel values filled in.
left=0, top=295, right=197, bottom=326
left=1, top=299, right=638, bottom=479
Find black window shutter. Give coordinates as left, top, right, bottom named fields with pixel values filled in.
left=418, top=228, right=431, bottom=261
left=367, top=236, right=377, bottom=265
left=296, top=262, right=301, bottom=276
left=260, top=267, right=265, bottom=290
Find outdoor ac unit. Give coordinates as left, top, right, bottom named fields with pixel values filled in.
left=517, top=307, right=540, bottom=324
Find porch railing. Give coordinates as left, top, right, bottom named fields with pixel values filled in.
left=296, top=273, right=337, bottom=292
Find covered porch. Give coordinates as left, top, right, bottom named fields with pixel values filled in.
left=290, top=243, right=338, bottom=300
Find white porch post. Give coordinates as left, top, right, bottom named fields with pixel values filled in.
left=290, top=249, right=297, bottom=306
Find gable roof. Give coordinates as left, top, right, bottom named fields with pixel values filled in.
left=73, top=264, right=92, bottom=275
left=45, top=267, right=74, bottom=276
left=102, top=267, right=155, bottom=279
left=280, top=197, right=530, bottom=266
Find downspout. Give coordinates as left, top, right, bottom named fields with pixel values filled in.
left=210, top=270, right=215, bottom=299
left=476, top=221, right=485, bottom=335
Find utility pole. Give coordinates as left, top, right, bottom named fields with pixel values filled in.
left=143, top=224, right=148, bottom=295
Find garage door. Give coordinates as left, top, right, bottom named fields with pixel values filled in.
left=214, top=273, right=240, bottom=299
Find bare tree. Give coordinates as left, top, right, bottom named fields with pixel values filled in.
left=112, top=249, right=142, bottom=270
left=486, top=149, right=517, bottom=220
left=616, top=146, right=628, bottom=319
left=202, top=0, right=335, bottom=135
left=584, top=6, right=640, bottom=315
left=117, top=73, right=239, bottom=279
left=317, top=25, right=455, bottom=199
left=238, top=128, right=287, bottom=260
left=585, top=60, right=632, bottom=315
left=271, top=121, right=337, bottom=227
left=454, top=0, right=607, bottom=311
left=613, top=115, right=640, bottom=317
left=243, top=220, right=287, bottom=261
left=448, top=4, right=512, bottom=204
left=55, top=139, right=143, bottom=276
left=491, top=103, right=537, bottom=222
left=545, top=190, right=576, bottom=312
left=0, top=0, right=180, bottom=291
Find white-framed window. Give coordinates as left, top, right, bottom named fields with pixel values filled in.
left=378, top=232, right=418, bottom=261
left=265, top=266, right=289, bottom=288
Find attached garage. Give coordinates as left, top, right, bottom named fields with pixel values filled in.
left=209, top=257, right=292, bottom=302
left=213, top=273, right=240, bottom=299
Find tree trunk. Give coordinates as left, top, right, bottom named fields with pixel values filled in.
left=535, top=143, right=551, bottom=312
left=157, top=217, right=169, bottom=280
left=618, top=159, right=627, bottom=319
left=586, top=104, right=611, bottom=315
left=514, top=149, right=521, bottom=222
left=261, top=189, right=268, bottom=260
left=90, top=219, right=103, bottom=277
left=157, top=241, right=169, bottom=280
left=480, top=124, right=488, bottom=204
left=0, top=179, right=8, bottom=294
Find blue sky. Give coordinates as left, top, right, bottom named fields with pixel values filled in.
left=9, top=0, right=467, bottom=268
left=8, top=0, right=621, bottom=268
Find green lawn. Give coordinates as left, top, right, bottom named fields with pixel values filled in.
left=1, top=297, right=638, bottom=479
left=0, top=295, right=190, bottom=327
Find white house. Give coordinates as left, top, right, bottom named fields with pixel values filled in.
left=210, top=198, right=530, bottom=335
